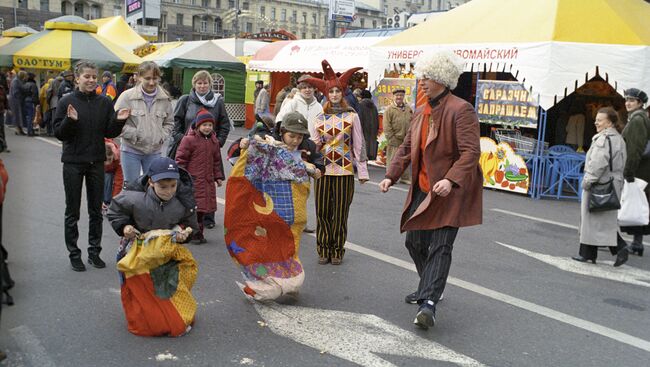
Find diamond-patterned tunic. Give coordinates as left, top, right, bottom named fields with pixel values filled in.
left=312, top=111, right=369, bottom=179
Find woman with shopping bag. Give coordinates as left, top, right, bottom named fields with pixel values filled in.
left=572, top=107, right=629, bottom=266
left=620, top=88, right=650, bottom=256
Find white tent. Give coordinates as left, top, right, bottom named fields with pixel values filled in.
left=248, top=36, right=387, bottom=73
left=211, top=38, right=269, bottom=57
left=369, top=0, right=650, bottom=109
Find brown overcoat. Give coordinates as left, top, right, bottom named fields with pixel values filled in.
left=385, top=93, right=483, bottom=232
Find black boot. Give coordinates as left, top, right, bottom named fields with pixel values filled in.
left=631, top=242, right=644, bottom=256
left=70, top=257, right=86, bottom=272
left=614, top=247, right=629, bottom=267
left=88, top=254, right=106, bottom=269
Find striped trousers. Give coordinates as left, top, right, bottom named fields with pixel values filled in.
left=315, top=175, right=355, bottom=259
left=405, top=186, right=459, bottom=304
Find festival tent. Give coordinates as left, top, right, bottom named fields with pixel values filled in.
left=245, top=36, right=388, bottom=127
left=369, top=0, right=650, bottom=110
left=0, top=16, right=141, bottom=72
left=144, top=40, right=246, bottom=122
left=90, top=16, right=148, bottom=52
left=248, top=36, right=387, bottom=74
left=0, top=26, right=38, bottom=47
left=211, top=38, right=269, bottom=57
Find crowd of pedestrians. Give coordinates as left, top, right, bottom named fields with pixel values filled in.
left=0, top=46, right=646, bottom=339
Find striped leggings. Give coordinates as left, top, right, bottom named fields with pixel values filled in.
left=405, top=186, right=459, bottom=303
left=315, top=175, right=355, bottom=259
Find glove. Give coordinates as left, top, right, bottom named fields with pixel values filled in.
left=625, top=177, right=635, bottom=183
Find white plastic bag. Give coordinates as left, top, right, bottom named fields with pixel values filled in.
left=618, top=178, right=649, bottom=226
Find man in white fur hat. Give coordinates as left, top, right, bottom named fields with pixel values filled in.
left=379, top=50, right=483, bottom=330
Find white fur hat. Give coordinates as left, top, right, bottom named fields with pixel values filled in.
left=414, top=50, right=464, bottom=90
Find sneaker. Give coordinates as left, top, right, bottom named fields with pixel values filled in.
left=406, top=292, right=443, bottom=304
left=318, top=257, right=330, bottom=265
left=405, top=291, right=418, bottom=304
left=413, top=300, right=436, bottom=329
left=88, top=254, right=106, bottom=269
left=331, top=257, right=342, bottom=265
left=70, top=257, right=86, bottom=272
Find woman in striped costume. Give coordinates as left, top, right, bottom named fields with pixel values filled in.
left=304, top=60, right=369, bottom=265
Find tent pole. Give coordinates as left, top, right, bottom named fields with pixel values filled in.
left=533, top=103, right=547, bottom=199
left=474, top=71, right=481, bottom=108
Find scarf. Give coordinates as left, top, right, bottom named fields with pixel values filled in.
left=328, top=103, right=346, bottom=115
left=195, top=90, right=218, bottom=108
left=427, top=88, right=450, bottom=108
left=141, top=86, right=158, bottom=111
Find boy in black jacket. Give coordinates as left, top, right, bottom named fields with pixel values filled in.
left=53, top=61, right=130, bottom=272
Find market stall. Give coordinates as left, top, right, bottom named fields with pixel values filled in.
left=246, top=36, right=387, bottom=128
left=90, top=16, right=148, bottom=52
left=0, top=15, right=141, bottom=73
left=143, top=40, right=246, bottom=123
left=369, top=0, right=650, bottom=199
left=0, top=26, right=38, bottom=48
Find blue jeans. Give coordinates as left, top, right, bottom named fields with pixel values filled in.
left=120, top=151, right=161, bottom=185
left=103, top=171, right=115, bottom=204
left=23, top=103, right=34, bottom=134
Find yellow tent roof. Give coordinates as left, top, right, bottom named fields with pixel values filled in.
left=90, top=16, right=147, bottom=51
left=378, top=0, right=650, bottom=46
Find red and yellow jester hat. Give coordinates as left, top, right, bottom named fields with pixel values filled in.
left=301, top=59, right=363, bottom=95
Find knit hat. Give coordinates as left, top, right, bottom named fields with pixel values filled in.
left=282, top=112, right=309, bottom=135
left=193, top=108, right=215, bottom=128
left=148, top=157, right=180, bottom=182
left=62, top=70, right=74, bottom=77
left=300, top=60, right=362, bottom=95
left=102, top=71, right=112, bottom=78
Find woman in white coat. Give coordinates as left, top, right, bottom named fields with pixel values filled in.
left=572, top=107, right=628, bottom=266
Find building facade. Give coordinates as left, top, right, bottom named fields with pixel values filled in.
left=0, top=0, right=469, bottom=40
left=159, top=0, right=384, bottom=42
left=0, top=0, right=122, bottom=31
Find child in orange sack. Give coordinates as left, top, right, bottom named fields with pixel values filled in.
left=103, top=138, right=123, bottom=215
left=175, top=108, right=225, bottom=244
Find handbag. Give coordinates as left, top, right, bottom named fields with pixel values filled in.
left=588, top=135, right=621, bottom=212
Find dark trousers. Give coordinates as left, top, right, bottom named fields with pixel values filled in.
left=203, top=211, right=215, bottom=226
left=196, top=212, right=206, bottom=239
left=315, top=175, right=355, bottom=259
left=405, top=186, right=459, bottom=304
left=63, top=162, right=104, bottom=259
left=579, top=233, right=628, bottom=261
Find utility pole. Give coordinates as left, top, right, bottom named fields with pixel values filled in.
left=142, top=0, right=146, bottom=26
left=13, top=0, right=17, bottom=27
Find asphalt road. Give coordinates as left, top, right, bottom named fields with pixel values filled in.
left=0, top=128, right=649, bottom=367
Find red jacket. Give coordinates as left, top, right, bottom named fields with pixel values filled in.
left=175, top=128, right=225, bottom=213
left=0, top=159, right=7, bottom=204
left=104, top=139, right=124, bottom=198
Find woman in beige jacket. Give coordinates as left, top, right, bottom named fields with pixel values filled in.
left=114, top=61, right=174, bottom=184
left=572, top=107, right=628, bottom=266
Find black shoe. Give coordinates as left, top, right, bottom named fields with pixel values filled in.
left=88, top=254, right=106, bottom=269
left=614, top=248, right=629, bottom=267
left=571, top=256, right=596, bottom=264
left=413, top=301, right=436, bottom=329
left=70, top=257, right=86, bottom=272
left=631, top=243, right=644, bottom=257
left=205, top=223, right=215, bottom=229
left=303, top=227, right=315, bottom=233
left=405, top=291, right=418, bottom=304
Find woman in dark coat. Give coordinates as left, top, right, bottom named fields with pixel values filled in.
left=620, top=88, right=650, bottom=255
left=8, top=71, right=26, bottom=136
left=357, top=90, right=379, bottom=160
